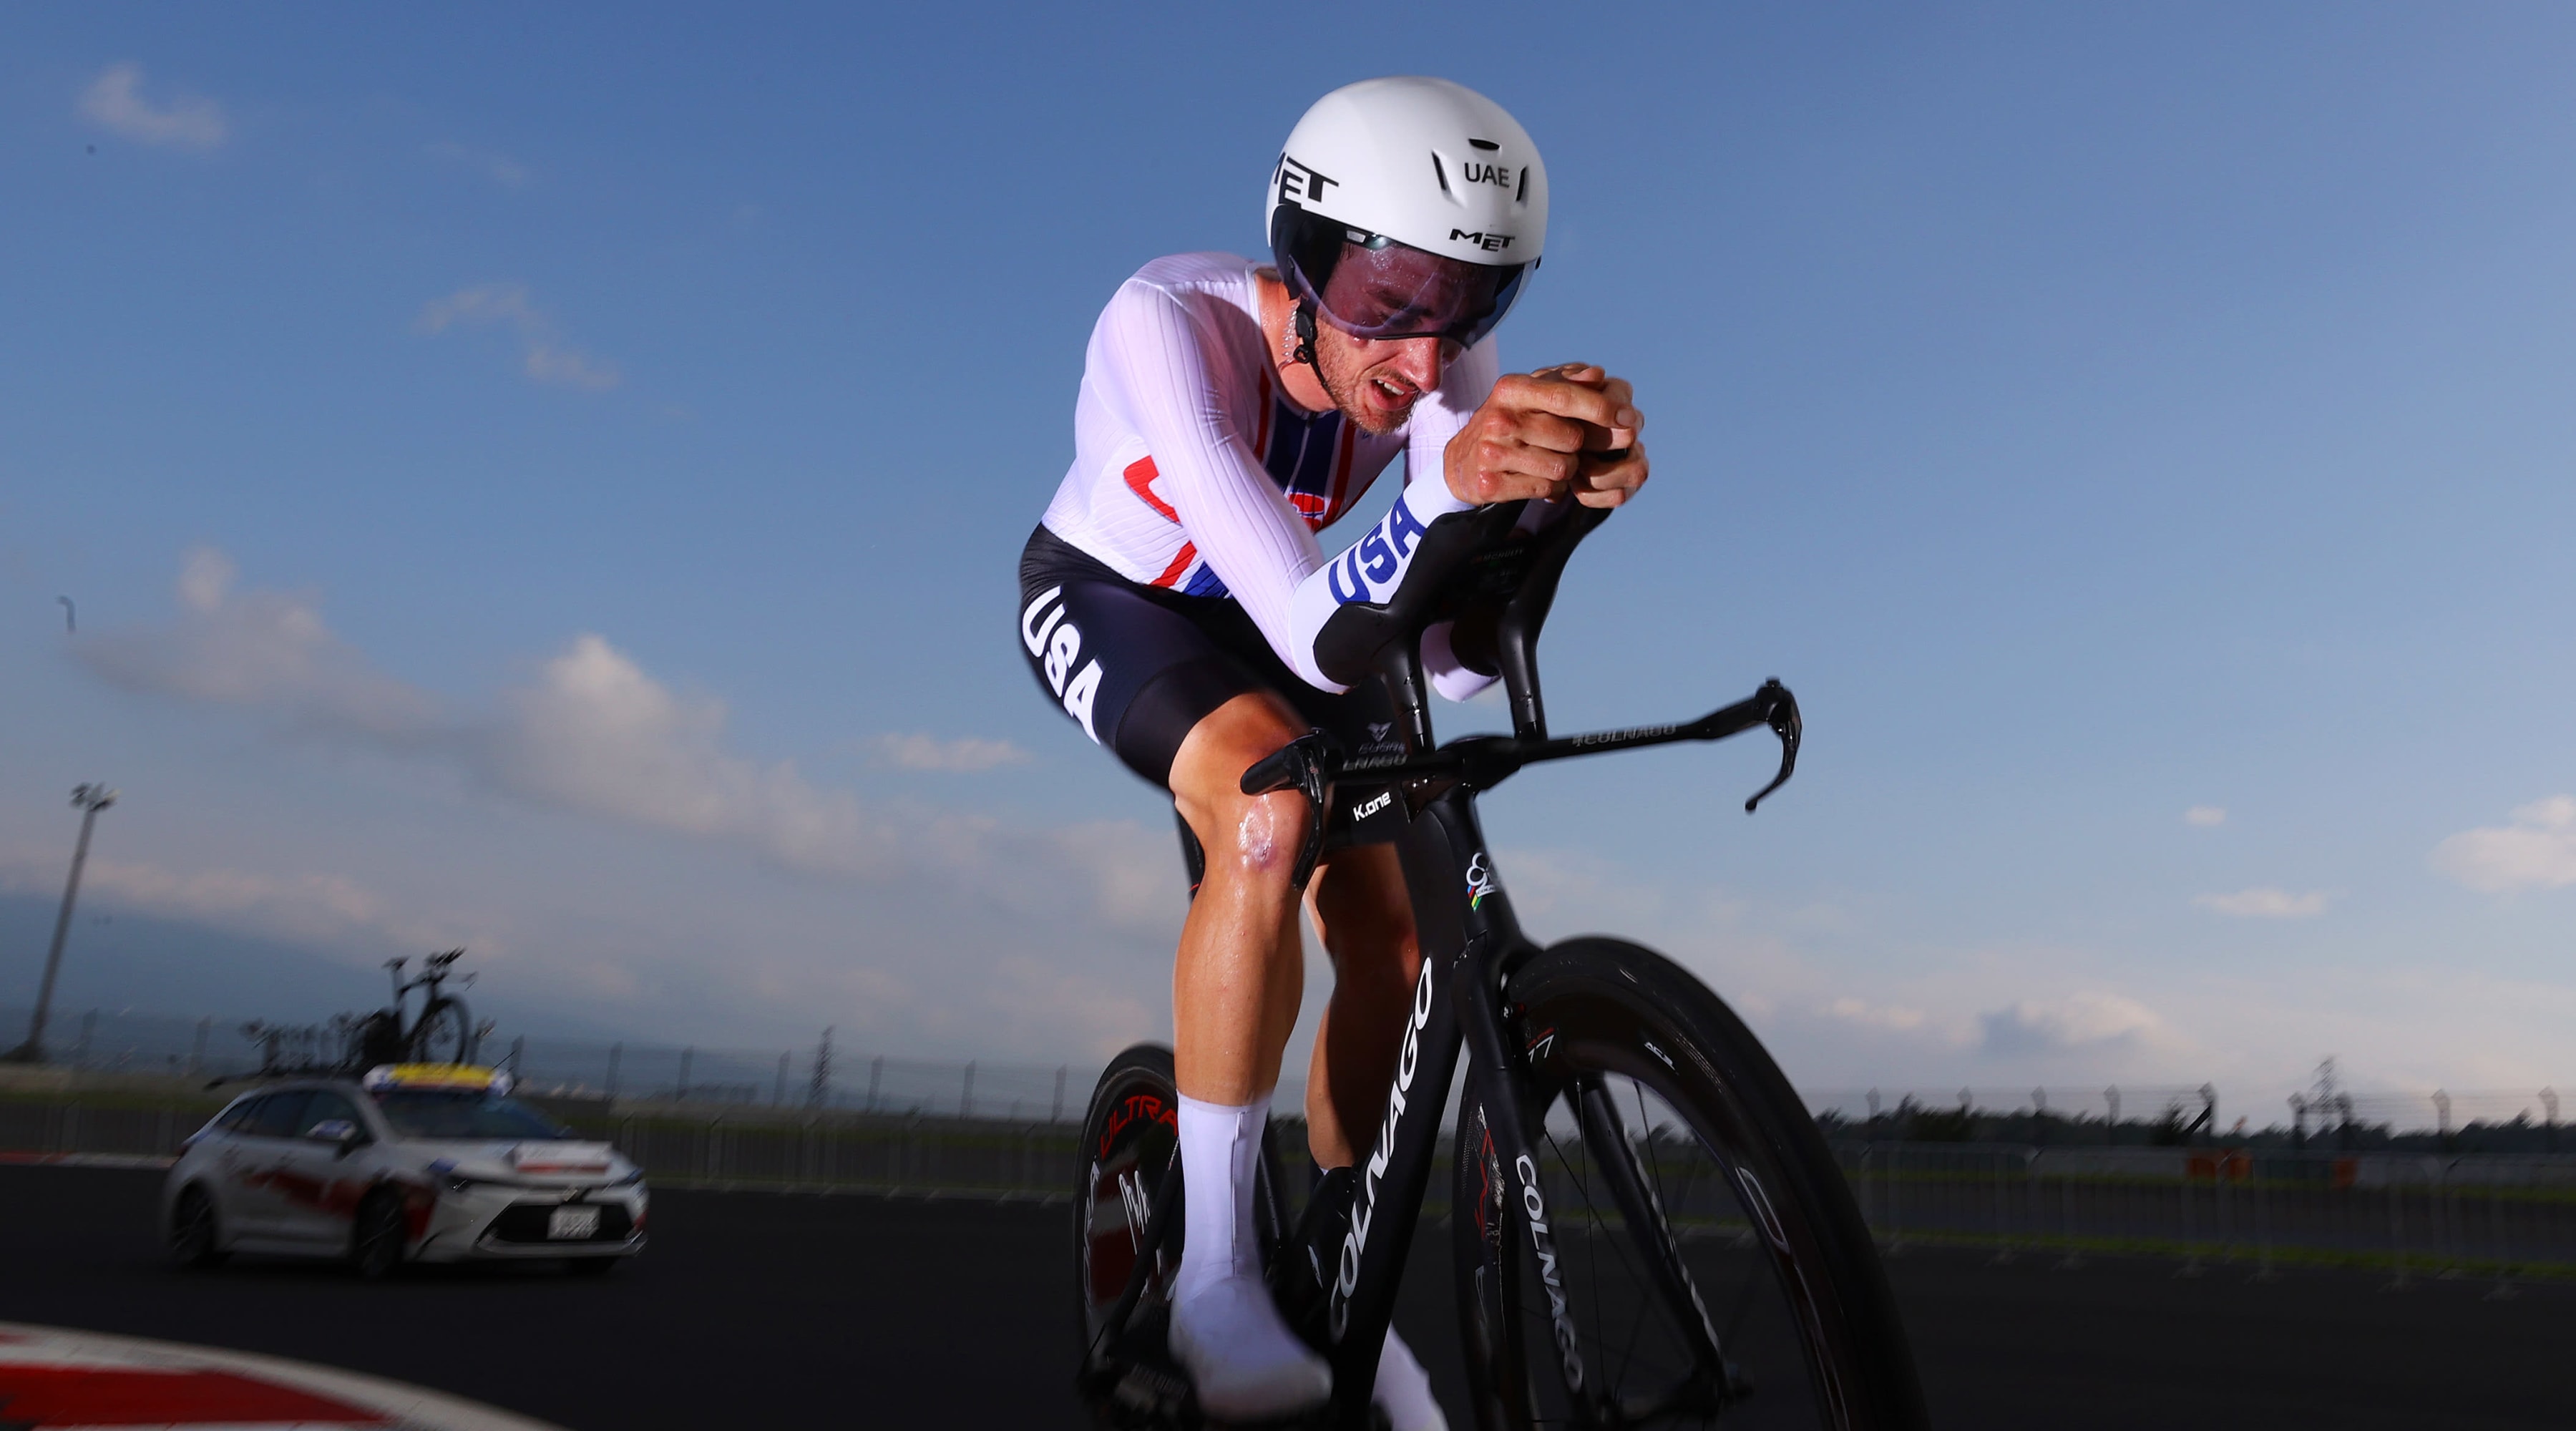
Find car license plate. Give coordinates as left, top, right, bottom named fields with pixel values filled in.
left=547, top=1206, right=601, bottom=1240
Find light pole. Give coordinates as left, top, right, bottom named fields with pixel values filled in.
left=8, top=783, right=117, bottom=1064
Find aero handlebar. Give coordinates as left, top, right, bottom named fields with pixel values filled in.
left=1242, top=677, right=1802, bottom=813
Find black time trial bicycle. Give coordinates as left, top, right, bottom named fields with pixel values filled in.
left=1073, top=500, right=1927, bottom=1430
left=347, top=947, right=482, bottom=1068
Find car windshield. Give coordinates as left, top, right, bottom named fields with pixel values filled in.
left=371, top=1089, right=571, bottom=1141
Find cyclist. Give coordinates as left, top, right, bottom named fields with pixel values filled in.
left=1018, top=77, right=1646, bottom=1426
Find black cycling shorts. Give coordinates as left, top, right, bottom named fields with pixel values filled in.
left=1017, top=525, right=1405, bottom=804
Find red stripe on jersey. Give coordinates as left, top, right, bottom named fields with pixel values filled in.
left=1151, top=541, right=1198, bottom=588
left=1123, top=455, right=1177, bottom=522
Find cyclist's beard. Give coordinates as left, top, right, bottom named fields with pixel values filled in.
left=1309, top=335, right=1422, bottom=437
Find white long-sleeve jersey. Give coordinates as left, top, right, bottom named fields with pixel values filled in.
left=1039, top=253, right=1498, bottom=697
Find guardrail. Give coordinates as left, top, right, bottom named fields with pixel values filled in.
left=11, top=1085, right=2574, bottom=1281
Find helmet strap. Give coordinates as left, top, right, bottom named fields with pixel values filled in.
left=1291, top=301, right=1327, bottom=388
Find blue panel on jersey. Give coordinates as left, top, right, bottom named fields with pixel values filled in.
left=1181, top=565, right=1230, bottom=599
left=1264, top=401, right=1342, bottom=526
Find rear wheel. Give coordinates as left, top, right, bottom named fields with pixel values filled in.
left=1075, top=1046, right=1188, bottom=1424
left=168, top=1186, right=228, bottom=1269
left=1073, top=1044, right=1287, bottom=1427
left=1454, top=938, right=1926, bottom=1430
left=408, top=997, right=474, bottom=1064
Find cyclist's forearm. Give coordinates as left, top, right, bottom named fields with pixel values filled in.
left=1284, top=477, right=1476, bottom=691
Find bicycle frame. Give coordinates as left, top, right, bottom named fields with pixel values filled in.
left=1316, top=778, right=1549, bottom=1422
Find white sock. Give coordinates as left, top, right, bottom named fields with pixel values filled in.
left=1374, top=1324, right=1448, bottom=1431
left=1174, top=1093, right=1267, bottom=1301
left=1169, top=1093, right=1331, bottom=1418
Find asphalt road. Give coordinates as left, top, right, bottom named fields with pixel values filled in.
left=2, top=1166, right=2568, bottom=1429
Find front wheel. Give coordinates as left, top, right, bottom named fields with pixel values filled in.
left=1454, top=938, right=1926, bottom=1430
left=349, top=1188, right=408, bottom=1281
left=168, top=1186, right=228, bottom=1269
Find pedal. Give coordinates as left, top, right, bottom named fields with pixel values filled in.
left=1108, top=1358, right=1195, bottom=1426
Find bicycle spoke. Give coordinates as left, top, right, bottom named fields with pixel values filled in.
left=1539, top=1120, right=1608, bottom=1419
left=1590, top=1086, right=1662, bottom=1397
left=1547, top=1078, right=1723, bottom=1423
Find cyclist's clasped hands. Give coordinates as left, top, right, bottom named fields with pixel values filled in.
left=1443, top=361, right=1649, bottom=509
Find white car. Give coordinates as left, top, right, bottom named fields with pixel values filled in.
left=162, top=1063, right=648, bottom=1277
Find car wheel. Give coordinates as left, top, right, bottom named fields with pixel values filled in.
left=349, top=1190, right=407, bottom=1281
left=169, top=1186, right=228, bottom=1270
left=565, top=1255, right=620, bottom=1278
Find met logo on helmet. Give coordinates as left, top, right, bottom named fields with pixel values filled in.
left=1275, top=154, right=1338, bottom=207
left=1450, top=229, right=1515, bottom=253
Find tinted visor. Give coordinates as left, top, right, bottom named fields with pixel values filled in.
left=1272, top=206, right=1530, bottom=350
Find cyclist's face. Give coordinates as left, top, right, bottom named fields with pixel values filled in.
left=1312, top=326, right=1454, bottom=436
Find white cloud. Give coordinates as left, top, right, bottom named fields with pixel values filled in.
left=2194, top=887, right=2328, bottom=918
left=0, top=848, right=479, bottom=964
left=425, top=141, right=531, bottom=188
left=1825, top=997, right=1926, bottom=1032
left=2431, top=796, right=2576, bottom=893
left=73, top=549, right=1171, bottom=935
left=77, top=547, right=442, bottom=741
left=874, top=733, right=1033, bottom=773
left=488, top=633, right=915, bottom=879
left=79, top=62, right=227, bottom=151
left=416, top=284, right=620, bottom=391
left=1979, top=991, right=2169, bottom=1055
left=2184, top=805, right=2227, bottom=827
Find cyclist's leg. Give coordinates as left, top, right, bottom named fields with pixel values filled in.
left=1018, top=534, right=1334, bottom=1413
left=1301, top=841, right=1421, bottom=1169
left=1166, top=690, right=1313, bottom=1104
left=1164, top=692, right=1335, bottom=1413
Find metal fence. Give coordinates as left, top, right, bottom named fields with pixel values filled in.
left=6, top=1003, right=2572, bottom=1273
left=0, top=1005, right=1093, bottom=1123
left=9, top=1084, right=2574, bottom=1284
left=9, top=1006, right=2564, bottom=1149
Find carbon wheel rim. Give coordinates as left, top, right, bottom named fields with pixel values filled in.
left=1077, top=1070, right=1181, bottom=1356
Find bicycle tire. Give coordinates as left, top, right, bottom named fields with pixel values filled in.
left=1073, top=1043, right=1291, bottom=1427
left=1453, top=937, right=1926, bottom=1430
left=408, top=996, right=476, bottom=1065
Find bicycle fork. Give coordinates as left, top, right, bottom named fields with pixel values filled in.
left=1451, top=932, right=1595, bottom=1418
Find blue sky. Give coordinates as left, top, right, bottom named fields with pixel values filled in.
left=4, top=5, right=2570, bottom=1114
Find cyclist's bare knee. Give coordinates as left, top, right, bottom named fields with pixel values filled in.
left=1170, top=694, right=1313, bottom=886
left=1222, top=790, right=1310, bottom=878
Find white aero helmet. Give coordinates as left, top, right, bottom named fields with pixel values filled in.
left=1269, top=77, right=1548, bottom=357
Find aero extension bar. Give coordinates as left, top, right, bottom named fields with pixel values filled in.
left=1244, top=676, right=1802, bottom=813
